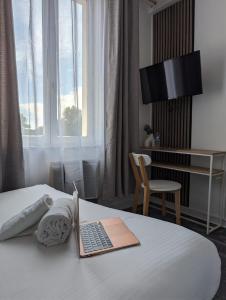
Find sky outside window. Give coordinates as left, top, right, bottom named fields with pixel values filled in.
left=12, top=0, right=84, bottom=138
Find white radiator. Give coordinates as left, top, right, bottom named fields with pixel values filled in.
left=49, top=160, right=100, bottom=199
left=82, top=160, right=100, bottom=199
left=49, top=162, right=64, bottom=192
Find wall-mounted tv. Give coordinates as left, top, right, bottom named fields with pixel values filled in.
left=140, top=50, right=203, bottom=104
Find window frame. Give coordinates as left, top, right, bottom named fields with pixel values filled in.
left=18, top=0, right=90, bottom=148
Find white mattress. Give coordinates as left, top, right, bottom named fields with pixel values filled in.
left=0, top=185, right=221, bottom=300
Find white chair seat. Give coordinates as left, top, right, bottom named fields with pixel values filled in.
left=141, top=180, right=181, bottom=192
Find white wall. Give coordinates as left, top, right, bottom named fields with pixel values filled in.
left=139, top=0, right=152, bottom=146
left=190, top=0, right=226, bottom=222
left=192, top=0, right=226, bottom=150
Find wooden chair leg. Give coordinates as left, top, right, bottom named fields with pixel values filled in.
left=175, top=190, right=181, bottom=225
left=133, top=185, right=140, bottom=213
left=143, top=187, right=150, bottom=216
left=161, top=193, right=166, bottom=216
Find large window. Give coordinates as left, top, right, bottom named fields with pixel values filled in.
left=12, top=0, right=87, bottom=145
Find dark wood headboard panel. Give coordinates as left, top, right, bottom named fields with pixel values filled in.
left=152, top=0, right=195, bottom=206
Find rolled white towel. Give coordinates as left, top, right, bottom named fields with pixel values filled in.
left=0, top=195, right=53, bottom=241
left=36, top=198, right=75, bottom=247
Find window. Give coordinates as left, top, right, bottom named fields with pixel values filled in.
left=12, top=0, right=87, bottom=145
left=13, top=0, right=44, bottom=136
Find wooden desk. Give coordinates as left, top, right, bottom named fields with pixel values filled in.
left=141, top=147, right=226, bottom=157
left=141, top=147, right=226, bottom=234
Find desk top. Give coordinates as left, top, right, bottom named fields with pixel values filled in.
left=141, top=147, right=226, bottom=157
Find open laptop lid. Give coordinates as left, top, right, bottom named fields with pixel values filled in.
left=72, top=184, right=80, bottom=254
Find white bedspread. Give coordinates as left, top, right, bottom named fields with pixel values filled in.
left=0, top=185, right=221, bottom=300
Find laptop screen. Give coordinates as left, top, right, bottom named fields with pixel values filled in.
left=73, top=190, right=80, bottom=253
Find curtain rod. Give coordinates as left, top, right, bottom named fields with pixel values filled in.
left=144, top=0, right=157, bottom=7
left=148, top=0, right=157, bottom=4
left=146, top=0, right=182, bottom=14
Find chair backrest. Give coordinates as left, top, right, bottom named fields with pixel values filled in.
left=131, top=153, right=152, bottom=167
left=129, top=153, right=151, bottom=188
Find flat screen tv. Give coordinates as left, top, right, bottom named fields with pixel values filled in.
left=140, top=51, right=203, bottom=104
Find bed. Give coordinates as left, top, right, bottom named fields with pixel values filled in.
left=0, top=185, right=221, bottom=300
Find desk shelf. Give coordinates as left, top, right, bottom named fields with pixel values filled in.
left=142, top=147, right=226, bottom=157
left=152, top=162, right=224, bottom=177
left=141, top=146, right=226, bottom=234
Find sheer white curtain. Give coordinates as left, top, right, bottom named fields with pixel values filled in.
left=12, top=0, right=106, bottom=197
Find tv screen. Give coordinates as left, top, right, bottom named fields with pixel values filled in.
left=140, top=51, right=203, bottom=104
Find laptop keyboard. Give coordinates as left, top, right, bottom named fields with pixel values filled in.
left=80, top=222, right=113, bottom=253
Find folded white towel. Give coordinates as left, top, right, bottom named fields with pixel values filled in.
left=0, top=195, right=53, bottom=241
left=36, top=198, right=75, bottom=247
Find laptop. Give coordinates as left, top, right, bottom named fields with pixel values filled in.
left=73, top=190, right=140, bottom=258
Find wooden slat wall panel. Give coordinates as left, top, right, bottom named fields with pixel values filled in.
left=152, top=0, right=195, bottom=206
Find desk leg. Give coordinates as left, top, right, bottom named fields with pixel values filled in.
left=207, top=155, right=213, bottom=235
left=220, top=154, right=226, bottom=226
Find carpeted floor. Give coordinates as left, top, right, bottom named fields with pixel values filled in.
left=143, top=207, right=226, bottom=300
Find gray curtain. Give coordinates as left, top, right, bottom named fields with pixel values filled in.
left=0, top=0, right=25, bottom=191
left=103, top=0, right=139, bottom=198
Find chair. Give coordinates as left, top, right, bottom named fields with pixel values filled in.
left=129, top=153, right=182, bottom=225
